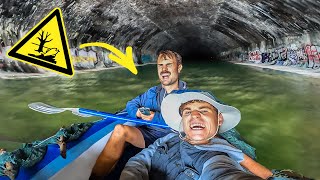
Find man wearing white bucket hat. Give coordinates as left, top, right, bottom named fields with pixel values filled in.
left=120, top=90, right=273, bottom=180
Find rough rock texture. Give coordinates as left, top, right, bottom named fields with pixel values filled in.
left=1, top=0, right=320, bottom=71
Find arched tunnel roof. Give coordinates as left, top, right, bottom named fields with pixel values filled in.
left=1, top=0, right=320, bottom=59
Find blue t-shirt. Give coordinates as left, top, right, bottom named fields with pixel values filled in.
left=126, top=81, right=187, bottom=125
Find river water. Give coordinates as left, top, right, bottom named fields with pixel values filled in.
left=0, top=61, right=319, bottom=178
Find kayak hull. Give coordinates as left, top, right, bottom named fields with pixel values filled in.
left=1, top=116, right=131, bottom=180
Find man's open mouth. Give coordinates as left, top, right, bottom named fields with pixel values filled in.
left=161, top=73, right=170, bottom=79
left=161, top=74, right=170, bottom=79
left=190, top=123, right=205, bottom=130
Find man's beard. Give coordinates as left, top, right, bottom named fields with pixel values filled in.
left=161, top=78, right=178, bottom=86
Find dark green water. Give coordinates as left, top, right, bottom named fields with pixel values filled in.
left=0, top=62, right=319, bottom=178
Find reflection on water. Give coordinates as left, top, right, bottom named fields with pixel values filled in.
left=0, top=61, right=319, bottom=178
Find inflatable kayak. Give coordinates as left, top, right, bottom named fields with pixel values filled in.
left=0, top=102, right=172, bottom=180
left=0, top=114, right=135, bottom=180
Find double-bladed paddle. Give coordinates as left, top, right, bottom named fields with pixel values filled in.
left=28, top=102, right=169, bottom=128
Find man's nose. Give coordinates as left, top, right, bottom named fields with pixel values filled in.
left=191, top=110, right=200, bottom=118
left=162, top=65, right=168, bottom=71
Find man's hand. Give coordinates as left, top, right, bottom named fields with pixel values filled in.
left=136, top=108, right=155, bottom=121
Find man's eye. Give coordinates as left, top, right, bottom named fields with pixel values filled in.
left=200, top=110, right=208, bottom=114
left=184, top=111, right=191, bottom=115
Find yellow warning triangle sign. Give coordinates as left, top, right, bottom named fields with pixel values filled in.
left=7, top=8, right=74, bottom=77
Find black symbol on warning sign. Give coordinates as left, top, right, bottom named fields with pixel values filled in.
left=28, top=30, right=60, bottom=64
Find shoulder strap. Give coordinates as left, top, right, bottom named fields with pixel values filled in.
left=156, top=85, right=164, bottom=108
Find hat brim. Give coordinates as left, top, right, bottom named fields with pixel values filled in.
left=161, top=92, right=241, bottom=133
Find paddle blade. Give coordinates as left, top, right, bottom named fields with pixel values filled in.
left=28, top=102, right=66, bottom=114
left=29, top=102, right=94, bottom=117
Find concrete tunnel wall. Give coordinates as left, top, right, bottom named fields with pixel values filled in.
left=1, top=0, right=320, bottom=72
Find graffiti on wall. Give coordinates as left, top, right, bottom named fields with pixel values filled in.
left=70, top=48, right=99, bottom=69
left=286, top=49, right=298, bottom=65
left=248, top=50, right=262, bottom=63
left=141, top=54, right=152, bottom=63
left=229, top=44, right=320, bottom=69
left=305, top=45, right=320, bottom=69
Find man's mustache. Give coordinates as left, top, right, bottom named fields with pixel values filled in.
left=160, top=71, right=171, bottom=76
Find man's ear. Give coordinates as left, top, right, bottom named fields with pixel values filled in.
left=218, top=113, right=224, bottom=126
left=178, top=64, right=183, bottom=73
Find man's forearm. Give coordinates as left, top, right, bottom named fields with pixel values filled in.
left=240, top=154, right=273, bottom=179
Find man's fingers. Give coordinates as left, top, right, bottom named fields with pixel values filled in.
left=140, top=112, right=154, bottom=121
left=136, top=109, right=142, bottom=118
left=141, top=114, right=151, bottom=121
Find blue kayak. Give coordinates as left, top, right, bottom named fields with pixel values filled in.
left=0, top=116, right=128, bottom=180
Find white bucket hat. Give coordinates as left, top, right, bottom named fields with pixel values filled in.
left=161, top=90, right=241, bottom=133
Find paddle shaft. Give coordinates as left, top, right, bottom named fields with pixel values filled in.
left=79, top=108, right=169, bottom=128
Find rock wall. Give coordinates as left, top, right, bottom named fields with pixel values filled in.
left=1, top=0, right=320, bottom=73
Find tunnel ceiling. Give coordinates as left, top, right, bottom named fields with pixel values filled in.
left=1, top=0, right=320, bottom=57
